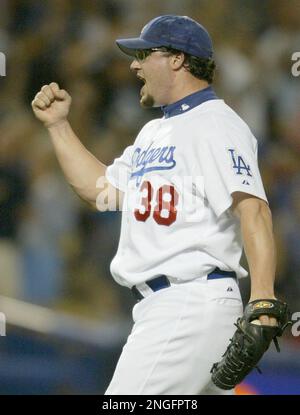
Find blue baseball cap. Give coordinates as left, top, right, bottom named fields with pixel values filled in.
left=116, top=15, right=213, bottom=59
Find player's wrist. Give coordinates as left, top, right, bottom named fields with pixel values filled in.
left=249, top=285, right=276, bottom=302
left=46, top=118, right=69, bottom=130
left=249, top=293, right=276, bottom=302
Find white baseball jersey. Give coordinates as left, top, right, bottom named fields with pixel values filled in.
left=106, top=86, right=267, bottom=288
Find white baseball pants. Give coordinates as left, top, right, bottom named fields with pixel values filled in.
left=105, top=277, right=243, bottom=395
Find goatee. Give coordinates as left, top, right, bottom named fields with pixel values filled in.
left=140, top=94, right=154, bottom=108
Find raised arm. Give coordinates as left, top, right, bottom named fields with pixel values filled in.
left=31, top=82, right=121, bottom=210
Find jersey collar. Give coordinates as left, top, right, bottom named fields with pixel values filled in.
left=161, top=85, right=218, bottom=119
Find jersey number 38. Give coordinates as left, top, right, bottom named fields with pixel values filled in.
left=134, top=180, right=179, bottom=226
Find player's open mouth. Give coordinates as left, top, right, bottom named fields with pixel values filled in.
left=137, top=74, right=146, bottom=84
left=137, top=75, right=146, bottom=97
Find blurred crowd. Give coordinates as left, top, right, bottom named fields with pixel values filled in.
left=0, top=0, right=300, bottom=321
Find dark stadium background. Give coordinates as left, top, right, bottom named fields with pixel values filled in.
left=0, top=0, right=299, bottom=395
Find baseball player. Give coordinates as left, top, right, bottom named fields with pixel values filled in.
left=31, top=15, right=288, bottom=395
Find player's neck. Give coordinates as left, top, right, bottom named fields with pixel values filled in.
left=166, top=79, right=210, bottom=106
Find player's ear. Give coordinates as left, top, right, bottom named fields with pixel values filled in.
left=170, top=52, right=185, bottom=70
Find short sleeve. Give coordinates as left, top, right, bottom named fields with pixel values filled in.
left=196, top=116, right=268, bottom=217
left=106, top=145, right=134, bottom=192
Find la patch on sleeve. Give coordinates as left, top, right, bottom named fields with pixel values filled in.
left=228, top=148, right=252, bottom=185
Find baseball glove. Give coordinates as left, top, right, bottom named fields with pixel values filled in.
left=210, top=299, right=291, bottom=390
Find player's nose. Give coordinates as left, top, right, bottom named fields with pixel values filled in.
left=130, top=59, right=141, bottom=72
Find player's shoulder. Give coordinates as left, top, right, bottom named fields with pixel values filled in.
left=195, top=100, right=250, bottom=130
left=135, top=118, right=162, bottom=144
left=139, top=118, right=161, bottom=133
left=191, top=100, right=256, bottom=145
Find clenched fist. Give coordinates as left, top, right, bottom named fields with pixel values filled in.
left=31, top=82, right=71, bottom=128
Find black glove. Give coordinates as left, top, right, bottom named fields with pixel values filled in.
left=210, top=299, right=291, bottom=390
